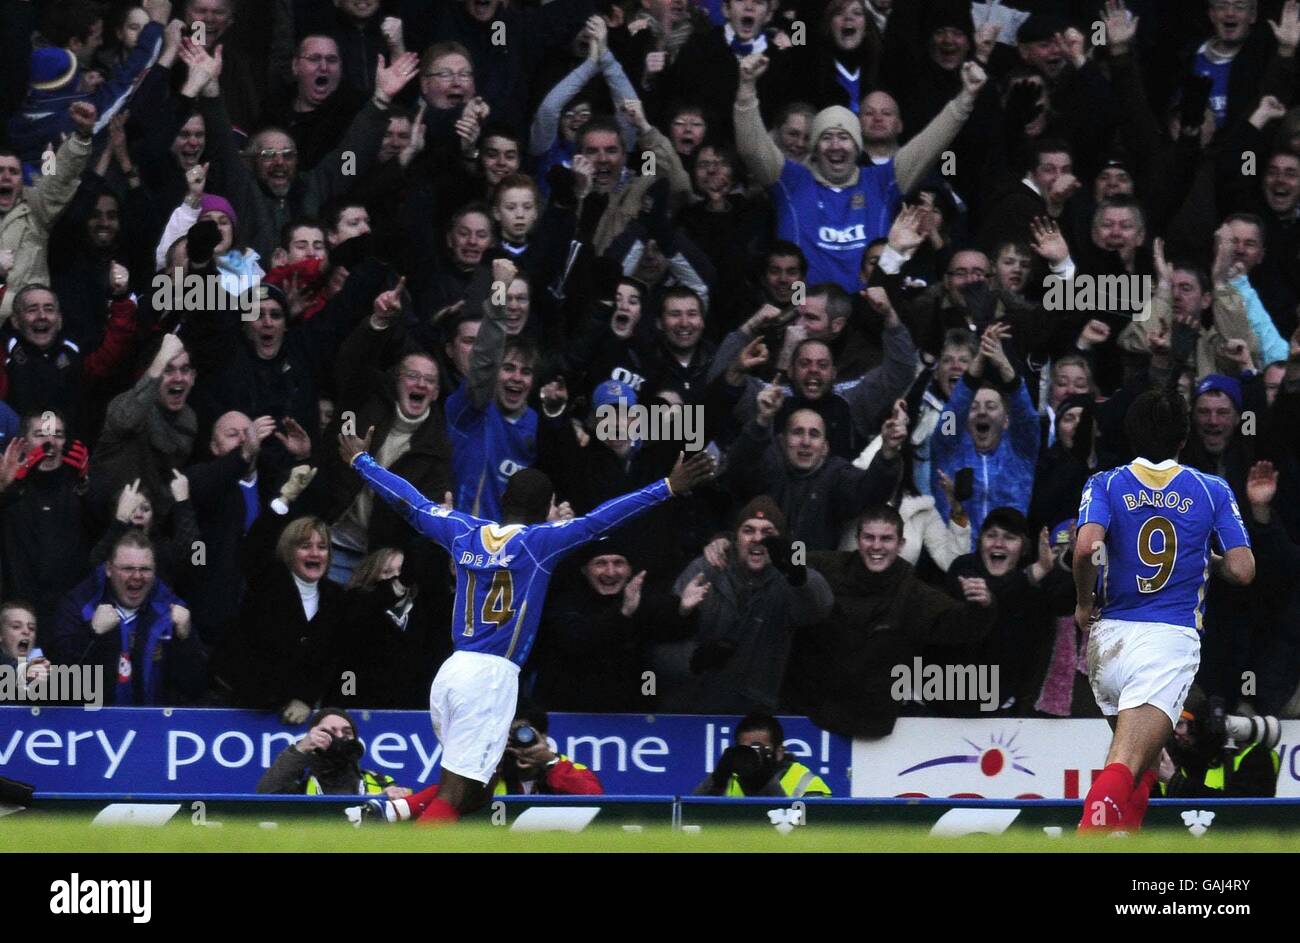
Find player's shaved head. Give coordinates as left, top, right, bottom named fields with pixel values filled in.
left=501, top=468, right=554, bottom=524
left=1125, top=389, right=1189, bottom=463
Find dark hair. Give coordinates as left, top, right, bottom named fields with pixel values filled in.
left=576, top=117, right=625, bottom=152
left=856, top=503, right=904, bottom=538
left=616, top=276, right=645, bottom=301
left=20, top=406, right=69, bottom=437
left=940, top=328, right=979, bottom=356
left=659, top=285, right=704, bottom=317
left=501, top=468, right=553, bottom=523
left=385, top=104, right=415, bottom=124
left=503, top=334, right=539, bottom=368
left=449, top=200, right=493, bottom=230
left=322, top=200, right=367, bottom=234
left=1222, top=212, right=1267, bottom=247
left=1168, top=261, right=1212, bottom=293
left=667, top=100, right=708, bottom=124
left=480, top=124, right=522, bottom=151
left=42, top=0, right=102, bottom=47
left=307, top=706, right=359, bottom=735
left=280, top=216, right=325, bottom=249
left=1125, top=389, right=1189, bottom=462
left=764, top=240, right=808, bottom=273
left=1025, top=137, right=1073, bottom=174
left=736, top=711, right=784, bottom=745
left=993, top=239, right=1033, bottom=260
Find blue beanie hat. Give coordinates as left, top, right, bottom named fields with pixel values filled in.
left=591, top=379, right=638, bottom=411
left=29, top=48, right=79, bottom=93
left=1194, top=374, right=1243, bottom=411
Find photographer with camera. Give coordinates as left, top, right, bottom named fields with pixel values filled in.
left=1158, top=687, right=1281, bottom=798
left=365, top=704, right=603, bottom=821
left=257, top=707, right=412, bottom=797
left=694, top=712, right=830, bottom=798
left=488, top=704, right=603, bottom=797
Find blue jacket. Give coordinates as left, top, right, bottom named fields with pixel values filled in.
left=6, top=22, right=163, bottom=171
left=50, top=564, right=207, bottom=705
left=931, top=376, right=1040, bottom=549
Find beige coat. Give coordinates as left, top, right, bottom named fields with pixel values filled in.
left=589, top=126, right=691, bottom=256
left=0, top=134, right=91, bottom=321
left=1118, top=280, right=1260, bottom=378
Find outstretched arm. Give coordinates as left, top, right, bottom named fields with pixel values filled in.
left=531, top=451, right=716, bottom=566
left=894, top=62, right=985, bottom=193
left=348, top=451, right=480, bottom=550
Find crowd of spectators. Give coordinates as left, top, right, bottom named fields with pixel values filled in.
left=2, top=0, right=1300, bottom=738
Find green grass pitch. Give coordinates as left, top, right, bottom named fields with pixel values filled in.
left=5, top=818, right=1300, bottom=852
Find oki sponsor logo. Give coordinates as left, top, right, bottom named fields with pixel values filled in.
left=817, top=224, right=867, bottom=244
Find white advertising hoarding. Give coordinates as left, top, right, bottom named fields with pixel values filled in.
left=851, top=718, right=1300, bottom=798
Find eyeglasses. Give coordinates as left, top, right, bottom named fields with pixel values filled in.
left=672, top=118, right=706, bottom=129
left=298, top=54, right=340, bottom=66
left=114, top=566, right=155, bottom=577
left=258, top=147, right=297, bottom=160
left=423, top=70, right=473, bottom=81
left=399, top=370, right=438, bottom=386
left=1210, top=0, right=1251, bottom=11
left=562, top=108, right=592, bottom=120
left=695, top=158, right=729, bottom=171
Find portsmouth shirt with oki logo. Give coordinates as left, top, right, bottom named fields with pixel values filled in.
left=769, top=158, right=899, bottom=291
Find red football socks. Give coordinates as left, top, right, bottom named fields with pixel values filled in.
left=1123, top=770, right=1158, bottom=829
left=400, top=783, right=441, bottom=820
left=415, top=798, right=461, bottom=825
left=1078, top=763, right=1134, bottom=831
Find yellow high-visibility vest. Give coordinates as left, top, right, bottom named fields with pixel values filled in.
left=724, top=761, right=831, bottom=797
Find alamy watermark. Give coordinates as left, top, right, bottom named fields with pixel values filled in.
left=890, top=657, right=1000, bottom=713
left=1043, top=274, right=1153, bottom=318
left=50, top=874, right=151, bottom=923
left=594, top=399, right=705, bottom=452
left=150, top=267, right=260, bottom=320
left=0, top=662, right=103, bottom=709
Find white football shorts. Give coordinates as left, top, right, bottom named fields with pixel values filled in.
left=1087, top=618, right=1200, bottom=727
left=428, top=650, right=520, bottom=784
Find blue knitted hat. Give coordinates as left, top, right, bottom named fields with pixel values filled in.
left=29, top=47, right=79, bottom=93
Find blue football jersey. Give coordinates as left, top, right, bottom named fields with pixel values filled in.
left=770, top=157, right=899, bottom=291
left=353, top=453, right=673, bottom=665
left=445, top=380, right=538, bottom=521
left=1077, top=459, right=1250, bottom=630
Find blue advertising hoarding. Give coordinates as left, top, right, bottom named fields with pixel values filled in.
left=0, top=707, right=850, bottom=795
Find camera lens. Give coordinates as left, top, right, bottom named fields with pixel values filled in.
left=512, top=725, right=537, bottom=747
